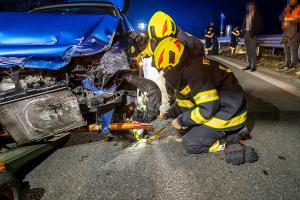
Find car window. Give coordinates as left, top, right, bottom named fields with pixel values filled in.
left=32, top=6, right=117, bottom=16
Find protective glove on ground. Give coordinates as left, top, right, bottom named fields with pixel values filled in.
left=225, top=143, right=258, bottom=165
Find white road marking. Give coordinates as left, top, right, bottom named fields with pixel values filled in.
left=211, top=56, right=300, bottom=99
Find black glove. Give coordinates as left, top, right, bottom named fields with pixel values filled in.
left=225, top=144, right=258, bottom=165
left=243, top=146, right=258, bottom=163
left=127, top=31, right=149, bottom=52
left=225, top=144, right=244, bottom=165
left=132, top=110, right=157, bottom=123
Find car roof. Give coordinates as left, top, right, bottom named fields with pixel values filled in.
left=68, top=0, right=126, bottom=11
left=29, top=2, right=121, bottom=16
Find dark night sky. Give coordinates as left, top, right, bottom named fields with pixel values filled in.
left=127, top=0, right=287, bottom=37
left=0, top=0, right=287, bottom=37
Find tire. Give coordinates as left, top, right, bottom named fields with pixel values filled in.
left=129, top=76, right=162, bottom=122
left=0, top=172, right=22, bottom=200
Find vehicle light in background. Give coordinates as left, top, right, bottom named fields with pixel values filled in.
left=226, top=25, right=232, bottom=37
left=137, top=23, right=147, bottom=31
left=220, top=13, right=225, bottom=37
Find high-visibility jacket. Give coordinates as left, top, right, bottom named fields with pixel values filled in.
left=230, top=27, right=242, bottom=48
left=205, top=26, right=215, bottom=51
left=232, top=27, right=242, bottom=37
left=283, top=4, right=300, bottom=29
left=164, top=53, right=247, bottom=131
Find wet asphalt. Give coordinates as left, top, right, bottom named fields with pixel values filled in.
left=23, top=56, right=300, bottom=200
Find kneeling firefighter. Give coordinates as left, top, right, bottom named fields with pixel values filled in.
left=154, top=37, right=258, bottom=165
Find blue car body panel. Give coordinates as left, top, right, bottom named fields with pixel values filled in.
left=0, top=12, right=120, bottom=70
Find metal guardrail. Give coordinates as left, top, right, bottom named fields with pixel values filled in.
left=216, top=34, right=300, bottom=58
left=218, top=34, right=284, bottom=48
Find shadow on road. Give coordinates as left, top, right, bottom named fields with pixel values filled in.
left=245, top=92, right=300, bottom=132
left=22, top=182, right=45, bottom=200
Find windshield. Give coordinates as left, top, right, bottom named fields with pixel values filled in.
left=31, top=5, right=117, bottom=16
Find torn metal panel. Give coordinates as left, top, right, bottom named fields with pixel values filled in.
left=0, top=12, right=120, bottom=69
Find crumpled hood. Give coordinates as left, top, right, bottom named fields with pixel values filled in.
left=0, top=12, right=120, bottom=69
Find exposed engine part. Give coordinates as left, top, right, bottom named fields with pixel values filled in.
left=74, top=87, right=125, bottom=114
left=91, top=41, right=131, bottom=88
left=0, top=88, right=86, bottom=145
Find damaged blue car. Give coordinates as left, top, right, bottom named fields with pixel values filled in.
left=0, top=0, right=161, bottom=144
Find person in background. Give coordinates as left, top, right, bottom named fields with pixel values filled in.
left=280, top=0, right=300, bottom=72
left=205, top=22, right=219, bottom=55
left=242, top=1, right=263, bottom=72
left=230, top=26, right=242, bottom=54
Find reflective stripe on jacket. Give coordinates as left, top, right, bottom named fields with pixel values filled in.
left=164, top=55, right=247, bottom=131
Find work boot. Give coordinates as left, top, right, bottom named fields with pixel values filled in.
left=238, top=126, right=251, bottom=140
left=224, top=126, right=251, bottom=145
left=276, top=66, right=288, bottom=71
left=281, top=67, right=290, bottom=71
left=250, top=67, right=256, bottom=72
left=287, top=66, right=296, bottom=72
left=242, top=66, right=251, bottom=70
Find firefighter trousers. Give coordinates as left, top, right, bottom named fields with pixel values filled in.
left=284, top=36, right=300, bottom=67
left=244, top=32, right=257, bottom=68
left=182, top=125, right=243, bottom=154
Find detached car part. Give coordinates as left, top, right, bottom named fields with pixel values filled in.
left=0, top=88, right=85, bottom=145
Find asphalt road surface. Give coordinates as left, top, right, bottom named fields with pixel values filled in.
left=24, top=56, right=300, bottom=200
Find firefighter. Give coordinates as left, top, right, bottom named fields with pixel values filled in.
left=127, top=11, right=205, bottom=59
left=205, top=22, right=218, bottom=55
left=155, top=37, right=258, bottom=165
left=230, top=26, right=242, bottom=54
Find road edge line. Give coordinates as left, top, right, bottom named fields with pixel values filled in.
left=210, top=56, right=300, bottom=99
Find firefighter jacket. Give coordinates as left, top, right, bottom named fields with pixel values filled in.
left=205, top=25, right=216, bottom=51
left=230, top=27, right=242, bottom=48
left=164, top=50, right=247, bottom=131
left=232, top=27, right=242, bottom=37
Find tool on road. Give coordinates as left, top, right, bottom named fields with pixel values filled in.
left=90, top=122, right=154, bottom=131
left=75, top=122, right=154, bottom=132
left=135, top=121, right=171, bottom=142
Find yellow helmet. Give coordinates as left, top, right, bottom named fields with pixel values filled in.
left=154, top=37, right=184, bottom=71
left=148, top=11, right=177, bottom=39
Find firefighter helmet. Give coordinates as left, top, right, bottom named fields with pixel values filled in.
left=148, top=11, right=177, bottom=39
left=153, top=37, right=184, bottom=70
